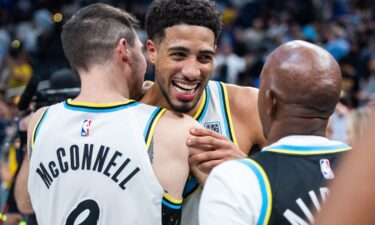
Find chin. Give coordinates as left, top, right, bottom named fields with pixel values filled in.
left=170, top=102, right=195, bottom=113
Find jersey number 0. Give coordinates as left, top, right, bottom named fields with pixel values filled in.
left=66, top=199, right=100, bottom=225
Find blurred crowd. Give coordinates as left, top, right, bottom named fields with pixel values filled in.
left=0, top=0, right=374, bottom=223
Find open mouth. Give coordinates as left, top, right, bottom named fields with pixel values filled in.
left=171, top=80, right=201, bottom=102
left=172, top=80, right=199, bottom=94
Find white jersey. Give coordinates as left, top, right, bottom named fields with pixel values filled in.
left=199, top=136, right=351, bottom=225
left=181, top=80, right=238, bottom=225
left=28, top=99, right=167, bottom=225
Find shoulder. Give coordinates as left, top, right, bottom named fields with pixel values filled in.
left=224, top=83, right=259, bottom=112
left=155, top=110, right=201, bottom=146
left=210, top=160, right=249, bottom=179
left=28, top=107, right=48, bottom=133
left=222, top=83, right=266, bottom=148
left=209, top=159, right=260, bottom=184
left=161, top=110, right=201, bottom=130
left=201, top=159, right=265, bottom=225
left=203, top=159, right=264, bottom=208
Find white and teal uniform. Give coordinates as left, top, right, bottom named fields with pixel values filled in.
left=28, top=99, right=181, bottom=225
left=200, top=136, right=351, bottom=225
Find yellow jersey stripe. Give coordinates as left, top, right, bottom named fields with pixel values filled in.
left=66, top=98, right=134, bottom=107
left=163, top=193, right=183, bottom=204
left=221, top=82, right=239, bottom=147
left=265, top=148, right=351, bottom=155
left=31, top=107, right=49, bottom=149
left=193, top=88, right=207, bottom=120
left=145, top=108, right=167, bottom=151
left=240, top=158, right=272, bottom=225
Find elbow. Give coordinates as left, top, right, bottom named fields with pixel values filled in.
left=16, top=200, right=35, bottom=215
left=15, top=191, right=34, bottom=215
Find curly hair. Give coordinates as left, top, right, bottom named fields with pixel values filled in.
left=146, top=0, right=222, bottom=44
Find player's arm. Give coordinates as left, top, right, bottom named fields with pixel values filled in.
left=152, top=111, right=207, bottom=223
left=227, top=84, right=267, bottom=153
left=152, top=111, right=208, bottom=187
left=14, top=108, right=45, bottom=214
left=199, top=160, right=263, bottom=225
left=14, top=156, right=33, bottom=214
left=152, top=111, right=200, bottom=198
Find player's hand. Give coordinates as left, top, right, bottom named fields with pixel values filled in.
left=187, top=127, right=246, bottom=173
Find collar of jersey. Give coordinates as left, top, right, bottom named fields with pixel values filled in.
left=64, top=98, right=138, bottom=112
left=262, top=135, right=351, bottom=155
left=194, top=87, right=209, bottom=122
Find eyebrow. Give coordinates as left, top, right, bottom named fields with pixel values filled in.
left=168, top=47, right=215, bottom=56
left=168, top=46, right=189, bottom=53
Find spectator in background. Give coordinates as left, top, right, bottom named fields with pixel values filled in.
left=327, top=99, right=352, bottom=143
left=6, top=44, right=32, bottom=89
left=358, top=55, right=375, bottom=106
left=213, top=41, right=246, bottom=84
left=346, top=106, right=373, bottom=146
left=31, top=8, right=69, bottom=80
left=323, top=24, right=350, bottom=61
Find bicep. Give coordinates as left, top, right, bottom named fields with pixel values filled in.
left=152, top=114, right=191, bottom=198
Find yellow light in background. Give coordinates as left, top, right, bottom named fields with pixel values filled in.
left=53, top=13, right=63, bottom=23
left=11, top=40, right=21, bottom=49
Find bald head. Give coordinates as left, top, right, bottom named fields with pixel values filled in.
left=258, top=40, right=342, bottom=141
left=261, top=40, right=341, bottom=116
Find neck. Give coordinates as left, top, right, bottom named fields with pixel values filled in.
left=266, top=117, right=327, bottom=145
left=75, top=67, right=130, bottom=103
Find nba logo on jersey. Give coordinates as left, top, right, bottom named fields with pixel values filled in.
left=320, top=159, right=334, bottom=179
left=204, top=122, right=221, bottom=134
left=81, top=119, right=92, bottom=136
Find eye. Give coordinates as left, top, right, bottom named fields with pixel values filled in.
left=170, top=52, right=187, bottom=60
left=198, top=54, right=214, bottom=63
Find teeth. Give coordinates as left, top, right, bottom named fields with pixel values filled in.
left=175, top=85, right=195, bottom=94
left=173, top=81, right=198, bottom=91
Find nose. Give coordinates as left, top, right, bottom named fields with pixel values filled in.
left=181, top=58, right=201, bottom=81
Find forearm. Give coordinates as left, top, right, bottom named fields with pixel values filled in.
left=14, top=157, right=34, bottom=214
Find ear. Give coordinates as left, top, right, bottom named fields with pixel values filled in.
left=265, top=90, right=277, bottom=116
left=146, top=40, right=156, bottom=64
left=118, top=38, right=131, bottom=63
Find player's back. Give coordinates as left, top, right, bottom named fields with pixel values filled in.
left=28, top=99, right=165, bottom=225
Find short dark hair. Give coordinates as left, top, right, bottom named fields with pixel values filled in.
left=146, top=0, right=222, bottom=44
left=61, top=3, right=139, bottom=71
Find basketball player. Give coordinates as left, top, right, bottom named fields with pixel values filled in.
left=142, top=1, right=266, bottom=224
left=15, top=4, right=203, bottom=224
left=199, top=40, right=351, bottom=225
